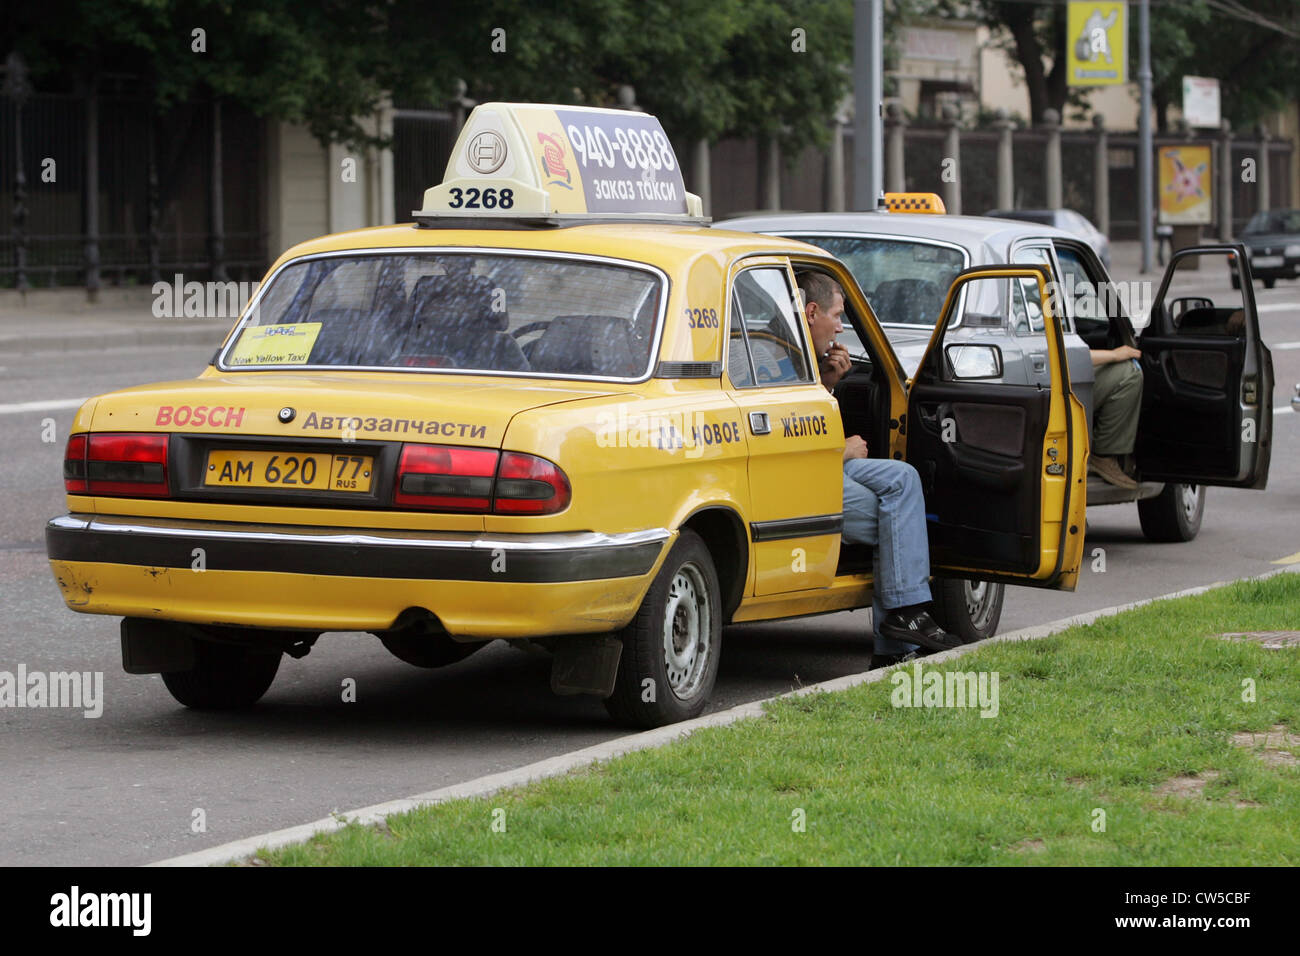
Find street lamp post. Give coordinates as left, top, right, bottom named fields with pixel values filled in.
left=852, top=0, right=884, bottom=210
left=1138, top=0, right=1154, bottom=273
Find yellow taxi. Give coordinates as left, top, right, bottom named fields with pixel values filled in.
left=46, top=103, right=1088, bottom=727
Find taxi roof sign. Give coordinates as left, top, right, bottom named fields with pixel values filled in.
left=884, top=192, right=946, bottom=214
left=416, top=103, right=706, bottom=226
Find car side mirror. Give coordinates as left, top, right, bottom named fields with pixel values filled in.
left=946, top=344, right=1003, bottom=380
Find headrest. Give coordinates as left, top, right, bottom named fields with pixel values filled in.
left=411, top=273, right=508, bottom=332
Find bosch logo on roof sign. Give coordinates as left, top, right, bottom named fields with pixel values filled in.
left=554, top=108, right=686, bottom=215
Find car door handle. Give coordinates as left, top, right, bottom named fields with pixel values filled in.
left=748, top=411, right=771, bottom=435
left=1030, top=353, right=1047, bottom=373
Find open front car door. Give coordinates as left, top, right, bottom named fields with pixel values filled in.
left=905, top=265, right=1088, bottom=590
left=1136, top=245, right=1274, bottom=489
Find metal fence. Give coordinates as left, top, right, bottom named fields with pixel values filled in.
left=0, top=86, right=266, bottom=290
left=699, top=123, right=1293, bottom=239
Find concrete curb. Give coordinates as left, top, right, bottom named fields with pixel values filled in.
left=148, top=563, right=1300, bottom=867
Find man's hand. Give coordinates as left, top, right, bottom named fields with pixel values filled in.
left=843, top=434, right=868, bottom=461
left=1091, top=345, right=1141, bottom=365
left=819, top=342, right=852, bottom=391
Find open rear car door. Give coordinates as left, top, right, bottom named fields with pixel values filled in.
left=905, top=266, right=1088, bottom=590
left=1136, top=245, right=1273, bottom=488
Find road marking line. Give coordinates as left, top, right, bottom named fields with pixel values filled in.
left=1258, top=304, right=1295, bottom=313
left=1276, top=405, right=1295, bottom=416
left=0, top=398, right=87, bottom=416
left=1271, top=341, right=1300, bottom=350
left=148, top=564, right=1300, bottom=868
left=1273, top=552, right=1300, bottom=565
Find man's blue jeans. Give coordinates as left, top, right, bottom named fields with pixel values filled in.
left=841, top=457, right=932, bottom=654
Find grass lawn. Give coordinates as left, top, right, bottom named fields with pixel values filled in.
left=259, top=573, right=1300, bottom=866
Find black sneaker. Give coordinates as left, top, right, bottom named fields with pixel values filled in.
left=871, top=650, right=921, bottom=669
left=878, top=610, right=961, bottom=653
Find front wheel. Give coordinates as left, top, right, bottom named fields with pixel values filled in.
left=604, top=529, right=721, bottom=728
left=161, top=638, right=282, bottom=709
left=930, top=578, right=1004, bottom=643
left=1138, top=482, right=1205, bottom=542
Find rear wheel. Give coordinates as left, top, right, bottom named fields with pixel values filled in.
left=931, top=578, right=1004, bottom=643
left=1138, top=482, right=1205, bottom=542
left=604, top=529, right=721, bottom=728
left=161, top=638, right=282, bottom=709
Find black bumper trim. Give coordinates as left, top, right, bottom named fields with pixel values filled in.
left=46, top=516, right=667, bottom=584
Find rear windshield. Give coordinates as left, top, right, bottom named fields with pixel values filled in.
left=220, top=252, right=663, bottom=379
left=797, top=236, right=965, bottom=326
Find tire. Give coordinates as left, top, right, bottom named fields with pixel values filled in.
left=1263, top=278, right=1276, bottom=290
left=930, top=578, right=1004, bottom=643
left=1138, top=482, right=1205, bottom=542
left=1231, top=275, right=1240, bottom=290
left=604, top=528, right=721, bottom=728
left=379, top=625, right=483, bottom=668
left=161, top=638, right=282, bottom=710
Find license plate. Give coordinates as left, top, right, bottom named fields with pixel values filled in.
left=205, top=450, right=374, bottom=493
left=1253, top=255, right=1283, bottom=268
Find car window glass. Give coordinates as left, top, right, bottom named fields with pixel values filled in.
left=794, top=236, right=964, bottom=326
left=1010, top=245, right=1051, bottom=334
left=727, top=288, right=755, bottom=387
left=1055, top=246, right=1112, bottom=348
left=1158, top=252, right=1247, bottom=338
left=225, top=253, right=661, bottom=378
left=731, top=268, right=812, bottom=386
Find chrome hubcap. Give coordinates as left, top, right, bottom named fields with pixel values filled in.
left=662, top=562, right=712, bottom=699
left=1181, top=484, right=1200, bottom=521
left=963, top=580, right=998, bottom=632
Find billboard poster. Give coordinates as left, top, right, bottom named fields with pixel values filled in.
left=1158, top=145, right=1213, bottom=225
left=1067, top=2, right=1127, bottom=86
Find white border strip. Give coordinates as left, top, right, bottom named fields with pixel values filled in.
left=150, top=563, right=1300, bottom=867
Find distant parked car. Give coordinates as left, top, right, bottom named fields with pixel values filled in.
left=1237, top=208, right=1300, bottom=289
left=984, top=208, right=1111, bottom=269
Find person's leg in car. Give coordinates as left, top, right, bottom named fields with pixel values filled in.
left=842, top=458, right=956, bottom=654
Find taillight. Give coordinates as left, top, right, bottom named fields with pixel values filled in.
left=394, top=445, right=498, bottom=511
left=393, top=445, right=571, bottom=515
left=493, top=452, right=571, bottom=515
left=65, top=433, right=170, bottom=497
left=63, top=434, right=88, bottom=493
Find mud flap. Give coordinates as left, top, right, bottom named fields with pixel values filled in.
left=121, top=618, right=199, bottom=674
left=550, top=635, right=623, bottom=697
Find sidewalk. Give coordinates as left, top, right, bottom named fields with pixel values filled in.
left=0, top=288, right=231, bottom=354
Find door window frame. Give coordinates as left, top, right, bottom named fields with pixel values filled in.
left=723, top=259, right=817, bottom=390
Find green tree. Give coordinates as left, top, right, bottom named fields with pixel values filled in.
left=3, top=0, right=859, bottom=153
left=922, top=0, right=1300, bottom=130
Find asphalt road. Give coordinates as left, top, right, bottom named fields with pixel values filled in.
left=2, top=280, right=1297, bottom=866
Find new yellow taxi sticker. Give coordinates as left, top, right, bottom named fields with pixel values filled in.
left=227, top=323, right=322, bottom=366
